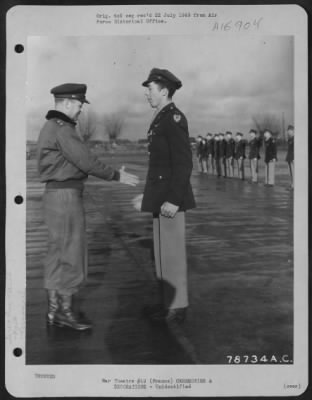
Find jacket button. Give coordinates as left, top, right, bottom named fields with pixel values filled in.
left=159, top=176, right=162, bottom=179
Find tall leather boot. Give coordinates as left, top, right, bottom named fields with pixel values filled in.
left=54, top=294, right=92, bottom=331
left=46, top=289, right=59, bottom=325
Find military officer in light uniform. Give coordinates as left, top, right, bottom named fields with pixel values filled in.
left=286, top=125, right=294, bottom=189
left=37, top=83, right=139, bottom=330
left=134, top=68, right=195, bottom=324
left=263, top=129, right=277, bottom=186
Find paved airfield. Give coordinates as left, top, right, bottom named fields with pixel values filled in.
left=26, top=150, right=293, bottom=364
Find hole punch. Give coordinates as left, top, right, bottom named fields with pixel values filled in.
left=13, top=348, right=23, bottom=357
left=15, top=44, right=24, bottom=53
left=14, top=195, right=24, bottom=204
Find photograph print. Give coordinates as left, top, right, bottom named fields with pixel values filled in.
left=25, top=33, right=295, bottom=366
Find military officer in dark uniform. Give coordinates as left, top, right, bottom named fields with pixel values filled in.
left=286, top=125, right=294, bottom=189
left=248, top=129, right=261, bottom=183
left=213, top=134, right=222, bottom=177
left=219, top=133, right=227, bottom=178
left=37, top=83, right=139, bottom=330
left=225, top=131, right=235, bottom=178
left=196, top=135, right=204, bottom=172
left=234, top=132, right=246, bottom=180
left=137, top=68, right=196, bottom=323
left=263, top=129, right=277, bottom=186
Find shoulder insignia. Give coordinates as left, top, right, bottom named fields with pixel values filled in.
left=173, top=113, right=181, bottom=123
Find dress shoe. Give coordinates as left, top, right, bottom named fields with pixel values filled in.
left=142, top=303, right=164, bottom=317
left=149, top=307, right=187, bottom=324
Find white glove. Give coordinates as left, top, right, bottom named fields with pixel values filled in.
left=132, top=194, right=143, bottom=211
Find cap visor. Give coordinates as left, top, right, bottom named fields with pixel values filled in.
left=142, top=80, right=150, bottom=87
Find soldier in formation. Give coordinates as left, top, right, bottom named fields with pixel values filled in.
left=206, top=133, right=214, bottom=174
left=263, top=129, right=277, bottom=186
left=213, top=133, right=222, bottom=177
left=248, top=129, right=262, bottom=183
left=225, top=131, right=235, bottom=178
left=286, top=125, right=294, bottom=189
left=195, top=127, right=292, bottom=188
left=234, top=132, right=246, bottom=180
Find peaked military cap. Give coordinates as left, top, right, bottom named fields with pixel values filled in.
left=142, top=68, right=182, bottom=89
left=51, top=83, right=90, bottom=104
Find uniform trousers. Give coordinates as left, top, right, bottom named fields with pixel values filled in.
left=236, top=158, right=245, bottom=180
left=221, top=157, right=227, bottom=177
left=153, top=212, right=188, bottom=309
left=208, top=154, right=214, bottom=174
left=265, top=161, right=276, bottom=185
left=215, top=158, right=221, bottom=177
left=201, top=157, right=208, bottom=173
left=226, top=157, right=234, bottom=177
left=250, top=158, right=259, bottom=182
left=197, top=156, right=203, bottom=173
left=43, top=188, right=88, bottom=295
left=288, top=161, right=294, bottom=187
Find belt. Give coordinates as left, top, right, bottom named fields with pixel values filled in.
left=45, top=180, right=84, bottom=190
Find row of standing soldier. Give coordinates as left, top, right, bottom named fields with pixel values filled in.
left=196, top=126, right=294, bottom=188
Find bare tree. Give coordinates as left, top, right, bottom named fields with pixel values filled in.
left=102, top=111, right=125, bottom=143
left=251, top=113, right=281, bottom=138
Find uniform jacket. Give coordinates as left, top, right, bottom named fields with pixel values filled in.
left=219, top=139, right=227, bottom=158
left=214, top=140, right=221, bottom=160
left=225, top=138, right=235, bottom=158
left=206, top=139, right=214, bottom=156
left=234, top=140, right=246, bottom=160
left=286, top=137, right=294, bottom=163
left=248, top=138, right=261, bottom=160
left=196, top=141, right=201, bottom=157
left=37, top=110, right=119, bottom=186
left=141, top=103, right=196, bottom=213
left=199, top=139, right=208, bottom=158
left=264, top=137, right=277, bottom=163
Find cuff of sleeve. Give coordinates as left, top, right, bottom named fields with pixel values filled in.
left=165, top=194, right=180, bottom=207
left=112, top=170, right=120, bottom=181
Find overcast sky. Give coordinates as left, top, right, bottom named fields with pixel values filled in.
left=27, top=35, right=293, bottom=141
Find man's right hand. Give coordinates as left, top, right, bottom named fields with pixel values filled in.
left=119, top=166, right=139, bottom=186
left=132, top=194, right=143, bottom=211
